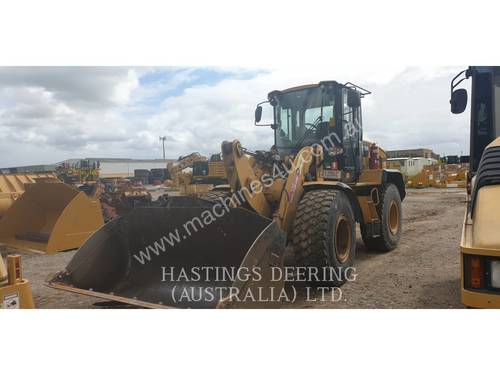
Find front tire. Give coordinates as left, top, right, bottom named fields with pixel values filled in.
left=291, top=189, right=356, bottom=286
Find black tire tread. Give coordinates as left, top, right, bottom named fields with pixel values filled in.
left=292, top=189, right=339, bottom=267
left=361, top=183, right=401, bottom=252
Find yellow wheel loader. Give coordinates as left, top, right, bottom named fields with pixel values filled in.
left=48, top=80, right=405, bottom=308
left=451, top=66, right=500, bottom=308
left=0, top=254, right=34, bottom=308
left=0, top=179, right=104, bottom=253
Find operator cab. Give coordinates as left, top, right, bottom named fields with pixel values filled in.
left=255, top=81, right=370, bottom=181
left=451, top=66, right=500, bottom=173
left=450, top=66, right=500, bottom=308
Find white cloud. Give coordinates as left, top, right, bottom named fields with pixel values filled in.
left=110, top=69, right=139, bottom=105
left=139, top=65, right=470, bottom=158
left=0, top=66, right=471, bottom=167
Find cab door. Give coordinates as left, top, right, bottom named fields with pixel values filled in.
left=341, top=88, right=363, bottom=182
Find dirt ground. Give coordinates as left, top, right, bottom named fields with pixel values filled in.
left=1, top=188, right=466, bottom=308
left=288, top=188, right=466, bottom=308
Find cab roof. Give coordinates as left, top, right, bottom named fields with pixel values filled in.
left=268, top=81, right=340, bottom=97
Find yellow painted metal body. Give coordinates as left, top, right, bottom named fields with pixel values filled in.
left=208, top=161, right=226, bottom=179
left=406, top=170, right=431, bottom=189
left=223, top=140, right=272, bottom=217
left=460, top=138, right=500, bottom=308
left=304, top=169, right=385, bottom=226
left=180, top=183, right=213, bottom=196
left=221, top=140, right=394, bottom=236
left=166, top=153, right=228, bottom=196
left=357, top=169, right=383, bottom=185
left=56, top=165, right=99, bottom=184
left=0, top=180, right=104, bottom=253
left=166, top=152, right=207, bottom=188
left=460, top=187, right=500, bottom=307
left=406, top=163, right=468, bottom=189
left=0, top=255, right=35, bottom=309
left=0, top=172, right=58, bottom=218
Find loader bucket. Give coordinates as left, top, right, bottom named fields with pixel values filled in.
left=0, top=172, right=58, bottom=219
left=0, top=181, right=104, bottom=253
left=48, top=199, right=286, bottom=308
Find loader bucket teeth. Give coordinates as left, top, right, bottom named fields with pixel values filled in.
left=48, top=199, right=286, bottom=308
left=0, top=181, right=104, bottom=253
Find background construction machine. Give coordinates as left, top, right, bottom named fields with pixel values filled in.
left=183, top=153, right=227, bottom=195
left=48, top=80, right=405, bottom=308
left=0, top=254, right=34, bottom=308
left=451, top=66, right=500, bottom=308
left=405, top=163, right=468, bottom=189
left=55, top=159, right=99, bottom=184
left=165, top=152, right=227, bottom=196
left=165, top=152, right=207, bottom=189
left=191, top=154, right=227, bottom=185
left=98, top=178, right=152, bottom=219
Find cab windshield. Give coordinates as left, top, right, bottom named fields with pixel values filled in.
left=275, top=87, right=335, bottom=150
left=494, top=67, right=500, bottom=137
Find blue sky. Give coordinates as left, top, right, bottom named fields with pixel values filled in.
left=137, top=67, right=265, bottom=104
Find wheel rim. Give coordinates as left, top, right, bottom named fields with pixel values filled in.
left=388, top=200, right=399, bottom=235
left=335, top=214, right=352, bottom=263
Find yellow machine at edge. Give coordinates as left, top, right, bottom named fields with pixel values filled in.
left=0, top=254, right=34, bottom=309
left=451, top=66, right=500, bottom=308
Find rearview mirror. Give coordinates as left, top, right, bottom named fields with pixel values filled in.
left=450, top=88, right=468, bottom=114
left=255, top=105, right=263, bottom=123
left=347, top=90, right=361, bottom=108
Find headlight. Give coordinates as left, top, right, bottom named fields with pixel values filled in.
left=490, top=260, right=500, bottom=289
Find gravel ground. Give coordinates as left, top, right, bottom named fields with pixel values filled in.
left=1, top=188, right=466, bottom=308
left=288, top=188, right=466, bottom=308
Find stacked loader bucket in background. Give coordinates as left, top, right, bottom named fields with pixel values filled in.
left=0, top=172, right=58, bottom=218
left=405, top=163, right=468, bottom=189
left=48, top=198, right=286, bottom=308
left=0, top=180, right=104, bottom=253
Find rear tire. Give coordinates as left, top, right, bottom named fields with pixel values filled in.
left=291, top=189, right=356, bottom=286
left=361, top=183, right=402, bottom=252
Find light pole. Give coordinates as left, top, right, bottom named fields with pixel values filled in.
left=159, top=136, right=167, bottom=160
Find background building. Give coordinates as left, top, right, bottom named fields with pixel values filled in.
left=386, top=148, right=440, bottom=178
left=0, top=164, right=56, bottom=174
left=1, top=158, right=174, bottom=178
left=386, top=148, right=440, bottom=160
left=63, top=158, right=173, bottom=178
left=386, top=157, right=437, bottom=177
